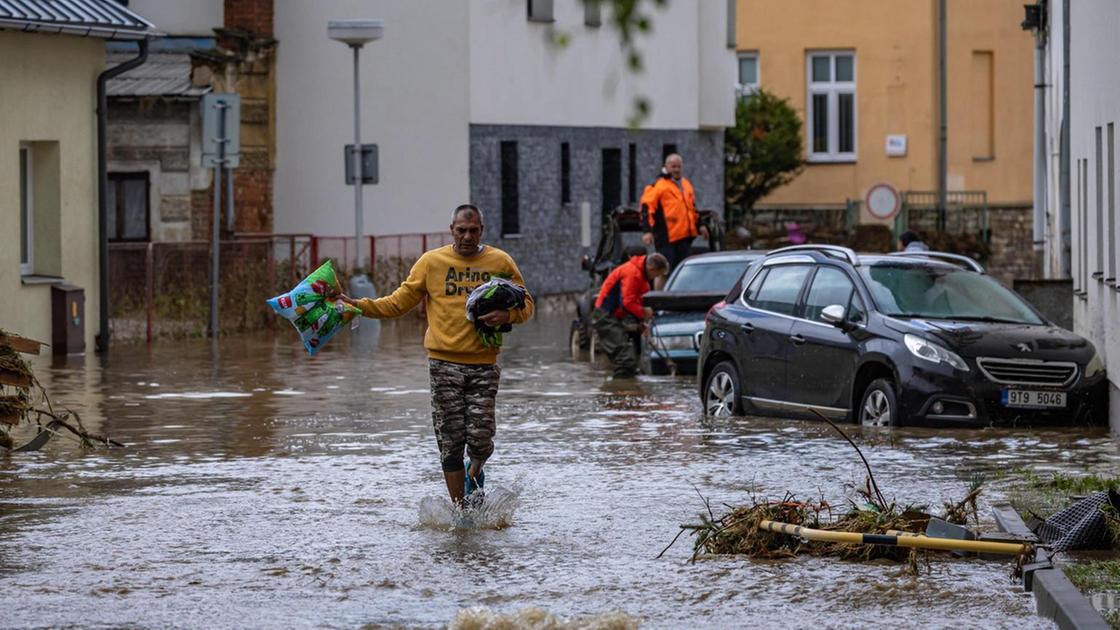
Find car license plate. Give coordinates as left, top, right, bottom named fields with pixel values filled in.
left=1001, top=389, right=1066, bottom=408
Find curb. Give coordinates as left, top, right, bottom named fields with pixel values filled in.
left=992, top=504, right=1110, bottom=630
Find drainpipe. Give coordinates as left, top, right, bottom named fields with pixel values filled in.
left=1059, top=0, right=1071, bottom=278
left=936, top=0, right=947, bottom=232
left=96, top=38, right=149, bottom=353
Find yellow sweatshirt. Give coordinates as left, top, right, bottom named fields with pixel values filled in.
left=355, top=245, right=534, bottom=365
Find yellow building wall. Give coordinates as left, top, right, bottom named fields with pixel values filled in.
left=738, top=0, right=1034, bottom=220
left=0, top=32, right=105, bottom=350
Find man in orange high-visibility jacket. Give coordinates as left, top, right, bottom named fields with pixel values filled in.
left=640, top=153, right=710, bottom=279
left=591, top=252, right=669, bottom=378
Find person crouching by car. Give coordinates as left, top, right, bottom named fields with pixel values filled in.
left=591, top=252, right=669, bottom=378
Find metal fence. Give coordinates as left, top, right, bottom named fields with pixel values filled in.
left=108, top=232, right=447, bottom=342
left=896, top=191, right=990, bottom=242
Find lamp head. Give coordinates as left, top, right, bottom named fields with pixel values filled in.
left=328, top=19, right=384, bottom=47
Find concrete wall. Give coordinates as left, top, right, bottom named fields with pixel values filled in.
left=126, top=0, right=224, bottom=36
left=272, top=0, right=470, bottom=241
left=470, top=124, right=724, bottom=296
left=1068, top=0, right=1120, bottom=431
left=0, top=32, right=105, bottom=349
left=738, top=0, right=1034, bottom=216
left=469, top=0, right=734, bottom=130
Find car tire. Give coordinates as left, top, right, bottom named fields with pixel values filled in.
left=859, top=378, right=899, bottom=427
left=589, top=329, right=600, bottom=364
left=569, top=323, right=586, bottom=361
left=704, top=361, right=741, bottom=418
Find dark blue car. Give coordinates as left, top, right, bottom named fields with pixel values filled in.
left=642, top=250, right=766, bottom=375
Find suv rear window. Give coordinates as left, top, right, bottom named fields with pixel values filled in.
left=750, top=265, right=810, bottom=316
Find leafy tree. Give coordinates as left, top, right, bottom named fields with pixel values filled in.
left=724, top=89, right=805, bottom=225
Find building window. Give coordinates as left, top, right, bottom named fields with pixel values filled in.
left=737, top=52, right=759, bottom=98
left=560, top=142, right=571, bottom=206
left=19, top=146, right=32, bottom=276
left=628, top=143, right=637, bottom=203
left=584, top=0, right=601, bottom=27
left=1109, top=123, right=1116, bottom=282
left=500, top=141, right=520, bottom=236
left=971, top=51, right=994, bottom=160
left=107, top=173, right=150, bottom=241
left=806, top=51, right=857, bottom=162
left=527, top=0, right=553, bottom=23
left=1096, top=127, right=1104, bottom=277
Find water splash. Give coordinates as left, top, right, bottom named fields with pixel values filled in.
left=418, top=485, right=521, bottom=530
left=449, top=606, right=639, bottom=630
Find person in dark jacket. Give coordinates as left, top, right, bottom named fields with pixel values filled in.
left=640, top=154, right=710, bottom=277
left=591, top=252, right=669, bottom=378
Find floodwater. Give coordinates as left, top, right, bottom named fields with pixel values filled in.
left=2, top=314, right=1118, bottom=629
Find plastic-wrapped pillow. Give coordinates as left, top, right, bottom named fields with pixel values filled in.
left=266, top=260, right=361, bottom=355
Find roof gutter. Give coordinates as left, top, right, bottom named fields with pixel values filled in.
left=0, top=18, right=155, bottom=40
left=96, top=38, right=149, bottom=353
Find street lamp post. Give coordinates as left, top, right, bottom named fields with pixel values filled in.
left=328, top=19, right=383, bottom=277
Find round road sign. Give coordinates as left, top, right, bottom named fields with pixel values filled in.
left=865, top=183, right=901, bottom=220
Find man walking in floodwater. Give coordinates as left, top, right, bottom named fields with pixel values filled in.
left=338, top=205, right=534, bottom=507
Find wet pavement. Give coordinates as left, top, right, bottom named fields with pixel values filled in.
left=2, top=314, right=1118, bottom=628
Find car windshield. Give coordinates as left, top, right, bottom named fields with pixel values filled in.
left=667, top=260, right=754, bottom=292
left=860, top=264, right=1044, bottom=325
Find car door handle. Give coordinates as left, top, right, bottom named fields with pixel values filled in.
left=789, top=334, right=806, bottom=346
left=740, top=322, right=755, bottom=333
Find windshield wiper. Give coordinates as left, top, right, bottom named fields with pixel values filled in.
left=886, top=313, right=1030, bottom=324
left=936, top=315, right=1030, bottom=325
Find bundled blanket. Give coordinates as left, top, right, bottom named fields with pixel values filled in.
left=466, top=278, right=528, bottom=348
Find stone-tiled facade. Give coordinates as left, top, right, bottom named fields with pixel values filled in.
left=470, top=124, right=725, bottom=296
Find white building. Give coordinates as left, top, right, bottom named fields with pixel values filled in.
left=117, top=0, right=737, bottom=293
left=1040, top=0, right=1120, bottom=429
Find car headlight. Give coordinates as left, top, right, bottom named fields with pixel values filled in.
left=904, top=334, right=969, bottom=372
left=654, top=335, right=696, bottom=351
left=1086, top=352, right=1106, bottom=378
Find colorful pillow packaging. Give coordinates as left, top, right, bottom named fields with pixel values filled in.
left=267, top=260, right=361, bottom=355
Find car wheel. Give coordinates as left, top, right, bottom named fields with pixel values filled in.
left=589, top=330, right=600, bottom=364
left=859, top=378, right=898, bottom=427
left=704, top=361, right=740, bottom=417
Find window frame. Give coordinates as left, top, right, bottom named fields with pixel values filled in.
left=107, top=171, right=152, bottom=242
left=806, top=50, right=858, bottom=163
left=19, top=145, right=33, bottom=276
left=737, top=52, right=759, bottom=99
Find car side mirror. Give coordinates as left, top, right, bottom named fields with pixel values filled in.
left=821, top=304, right=848, bottom=329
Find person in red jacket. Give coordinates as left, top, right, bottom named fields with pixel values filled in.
left=590, top=252, right=669, bottom=378
left=640, top=154, right=710, bottom=280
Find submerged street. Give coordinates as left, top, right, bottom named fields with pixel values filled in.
left=1, top=314, right=1116, bottom=628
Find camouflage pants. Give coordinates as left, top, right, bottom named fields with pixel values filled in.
left=428, top=359, right=501, bottom=472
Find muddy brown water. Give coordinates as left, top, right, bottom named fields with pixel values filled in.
left=2, top=314, right=1116, bottom=628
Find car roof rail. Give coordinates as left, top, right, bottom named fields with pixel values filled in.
left=768, top=244, right=860, bottom=266
left=886, top=251, right=986, bottom=274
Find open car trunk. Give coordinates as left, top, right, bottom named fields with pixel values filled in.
left=643, top=290, right=726, bottom=313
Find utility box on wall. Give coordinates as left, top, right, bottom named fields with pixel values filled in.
left=51, top=285, right=85, bottom=355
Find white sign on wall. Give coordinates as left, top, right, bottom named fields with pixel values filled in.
left=886, top=134, right=907, bottom=157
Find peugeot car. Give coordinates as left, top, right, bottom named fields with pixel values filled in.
left=698, top=245, right=1108, bottom=427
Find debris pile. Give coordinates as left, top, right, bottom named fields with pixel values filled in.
left=0, top=331, right=122, bottom=452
